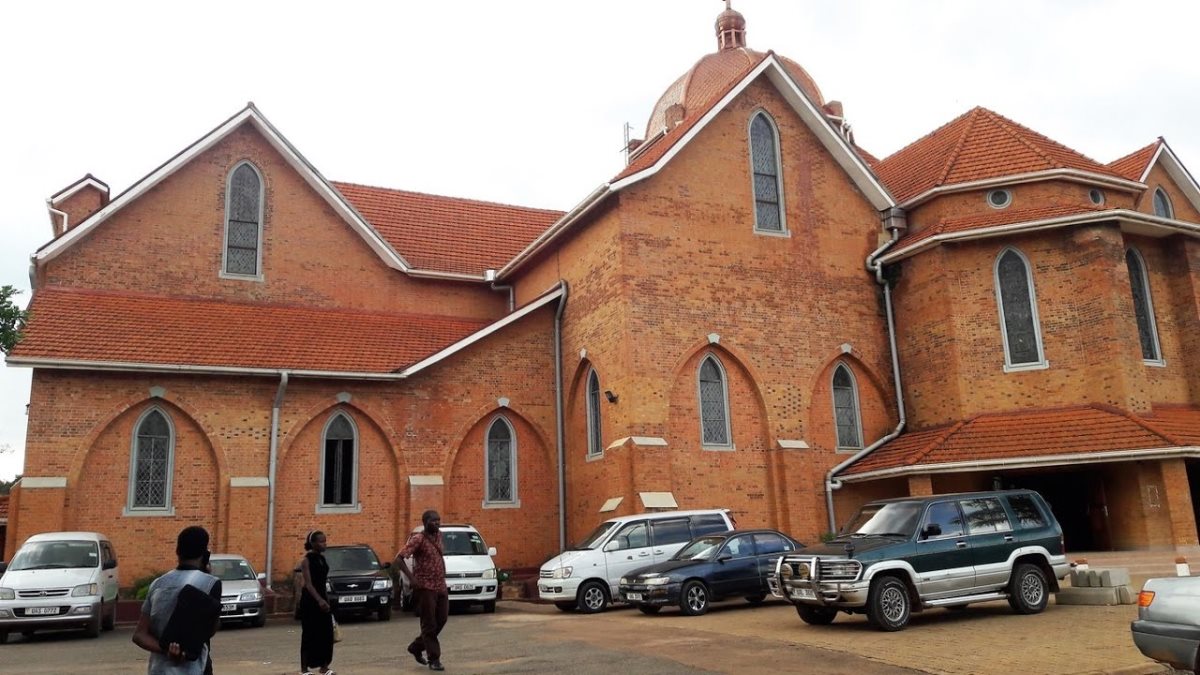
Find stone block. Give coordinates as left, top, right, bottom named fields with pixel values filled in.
left=1055, top=586, right=1135, bottom=606
left=1087, top=570, right=1101, bottom=587
left=1099, top=568, right=1131, bottom=588
left=1117, top=585, right=1134, bottom=605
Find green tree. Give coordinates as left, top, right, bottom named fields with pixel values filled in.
left=0, top=474, right=19, bottom=495
left=0, top=285, right=27, bottom=354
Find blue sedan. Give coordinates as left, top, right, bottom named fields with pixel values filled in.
left=618, top=529, right=804, bottom=616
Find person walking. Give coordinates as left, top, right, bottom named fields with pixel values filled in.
left=395, top=510, right=449, bottom=671
left=132, top=526, right=222, bottom=675
left=298, top=531, right=336, bottom=675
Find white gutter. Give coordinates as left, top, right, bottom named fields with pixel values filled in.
left=898, top=169, right=1145, bottom=209
left=406, top=269, right=488, bottom=283
left=4, top=357, right=409, bottom=380
left=498, top=185, right=611, bottom=279
left=839, top=446, right=1200, bottom=483
left=46, top=201, right=69, bottom=237
left=264, top=372, right=289, bottom=584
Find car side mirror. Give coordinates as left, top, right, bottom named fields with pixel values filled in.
left=102, top=559, right=117, bottom=570
left=256, top=572, right=267, bottom=583
left=922, top=524, right=942, bottom=539
left=487, top=547, right=497, bottom=557
left=717, top=554, right=733, bottom=563
left=602, top=541, right=619, bottom=553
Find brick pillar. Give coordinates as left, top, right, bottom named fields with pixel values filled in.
left=1161, top=459, right=1199, bottom=548
left=908, top=474, right=934, bottom=497
left=12, top=478, right=69, bottom=548
left=408, top=476, right=445, bottom=528
left=227, top=478, right=270, bottom=579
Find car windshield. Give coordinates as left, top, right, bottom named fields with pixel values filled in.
left=672, top=536, right=726, bottom=561
left=442, top=531, right=488, bottom=556
left=324, top=547, right=381, bottom=572
left=572, top=522, right=617, bottom=550
left=841, top=502, right=923, bottom=537
left=9, top=541, right=100, bottom=571
left=210, top=558, right=256, bottom=581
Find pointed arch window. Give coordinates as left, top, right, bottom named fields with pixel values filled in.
left=832, top=364, right=863, bottom=450
left=586, top=369, right=603, bottom=458
left=749, top=112, right=786, bottom=233
left=485, top=417, right=517, bottom=505
left=1153, top=188, right=1174, bottom=219
left=994, top=248, right=1047, bottom=370
left=127, top=408, right=175, bottom=513
left=1125, top=247, right=1163, bottom=364
left=320, top=413, right=358, bottom=508
left=698, top=355, right=733, bottom=448
left=223, top=162, right=263, bottom=277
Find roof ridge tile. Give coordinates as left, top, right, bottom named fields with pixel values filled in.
left=978, top=108, right=1059, bottom=170
left=936, top=107, right=982, bottom=187
left=1092, top=402, right=1185, bottom=446
left=905, top=418, right=971, bottom=466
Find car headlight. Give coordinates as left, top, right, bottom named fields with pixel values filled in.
left=71, top=583, right=99, bottom=597
left=798, top=563, right=812, bottom=580
left=644, top=576, right=672, bottom=586
left=372, top=579, right=392, bottom=591
left=619, top=577, right=630, bottom=585
left=239, top=591, right=263, bottom=602
left=553, top=566, right=573, bottom=579
left=0, top=588, right=13, bottom=600
left=482, top=568, right=496, bottom=579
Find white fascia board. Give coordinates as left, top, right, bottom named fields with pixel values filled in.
left=900, top=170, right=1145, bottom=209
left=610, top=56, right=896, bottom=211
left=4, top=356, right=408, bottom=380
left=1151, top=141, right=1200, bottom=214
left=840, top=446, right=1200, bottom=483
left=398, top=287, right=564, bottom=377
left=50, top=177, right=110, bottom=205
left=406, top=269, right=488, bottom=282
left=497, top=184, right=610, bottom=278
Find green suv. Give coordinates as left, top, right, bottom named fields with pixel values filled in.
left=772, top=490, right=1069, bottom=631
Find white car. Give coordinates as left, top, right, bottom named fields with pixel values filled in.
left=210, top=554, right=268, bottom=627
left=0, top=531, right=120, bottom=643
left=539, top=509, right=736, bottom=613
left=400, top=524, right=499, bottom=613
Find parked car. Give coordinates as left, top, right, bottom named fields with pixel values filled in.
left=399, top=524, right=499, bottom=613
left=1131, top=576, right=1200, bottom=672
left=210, top=554, right=267, bottom=627
left=619, top=529, right=803, bottom=616
left=294, top=544, right=393, bottom=621
left=773, top=490, right=1069, bottom=631
left=0, top=531, right=120, bottom=643
left=539, top=509, right=736, bottom=613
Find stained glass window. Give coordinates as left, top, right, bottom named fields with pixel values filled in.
left=131, top=409, right=172, bottom=509
left=1153, top=188, right=1173, bottom=219
left=586, top=370, right=602, bottom=457
left=833, top=364, right=862, bottom=449
left=750, top=113, right=784, bottom=232
left=322, top=414, right=356, bottom=506
left=996, top=249, right=1043, bottom=366
left=486, top=418, right=515, bottom=503
left=1125, top=248, right=1161, bottom=361
left=699, top=356, right=731, bottom=446
left=225, top=163, right=261, bottom=276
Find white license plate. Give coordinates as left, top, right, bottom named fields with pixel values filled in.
left=626, top=592, right=643, bottom=601
left=450, top=584, right=473, bottom=592
left=221, top=604, right=237, bottom=612
left=26, top=606, right=60, bottom=616
left=340, top=594, right=368, bottom=603
left=791, top=588, right=816, bottom=600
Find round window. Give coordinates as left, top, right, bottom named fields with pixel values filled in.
left=1089, top=189, right=1104, bottom=205
left=987, top=189, right=1012, bottom=209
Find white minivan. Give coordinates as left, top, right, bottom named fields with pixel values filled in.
left=399, top=524, right=499, bottom=613
left=539, top=509, right=735, bottom=613
left=0, top=532, right=120, bottom=643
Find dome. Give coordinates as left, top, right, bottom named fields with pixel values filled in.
left=644, top=6, right=824, bottom=139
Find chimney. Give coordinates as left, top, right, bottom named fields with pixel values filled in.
left=47, top=174, right=110, bottom=238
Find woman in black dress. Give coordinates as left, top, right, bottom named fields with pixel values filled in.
left=299, top=531, right=335, bottom=675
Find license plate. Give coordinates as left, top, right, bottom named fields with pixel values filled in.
left=340, top=594, right=368, bottom=603
left=791, top=588, right=816, bottom=600
left=450, top=584, right=473, bottom=592
left=221, top=604, right=237, bottom=612
left=26, top=607, right=60, bottom=616
left=626, top=592, right=643, bottom=601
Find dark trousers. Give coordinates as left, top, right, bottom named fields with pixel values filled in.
left=408, top=588, right=449, bottom=662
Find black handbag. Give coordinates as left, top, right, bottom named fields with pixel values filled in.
left=158, top=583, right=220, bottom=661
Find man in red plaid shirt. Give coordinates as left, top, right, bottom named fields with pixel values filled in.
left=395, top=510, right=448, bottom=671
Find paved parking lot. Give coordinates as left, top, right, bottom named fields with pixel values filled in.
left=0, top=597, right=1171, bottom=674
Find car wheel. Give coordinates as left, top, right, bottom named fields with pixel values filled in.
left=482, top=600, right=496, bottom=614
left=866, top=576, right=910, bottom=632
left=554, top=601, right=576, bottom=612
left=84, top=611, right=102, bottom=638
left=0, top=630, right=7, bottom=645
left=637, top=605, right=661, bottom=615
left=251, top=612, right=267, bottom=628
left=378, top=604, right=393, bottom=621
left=796, top=604, right=837, bottom=625
left=102, top=600, right=116, bottom=631
left=745, top=593, right=767, bottom=605
left=1007, top=563, right=1048, bottom=615
left=577, top=580, right=609, bottom=613
left=679, top=580, right=710, bottom=616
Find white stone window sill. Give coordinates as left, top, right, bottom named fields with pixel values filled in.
left=218, top=271, right=265, bottom=283
left=702, top=444, right=737, bottom=452
left=586, top=452, right=605, bottom=463
left=754, top=228, right=791, bottom=238
left=316, top=504, right=362, bottom=514
left=835, top=447, right=864, bottom=455
left=123, top=506, right=176, bottom=517
left=482, top=500, right=522, bottom=510
left=1144, top=359, right=1166, bottom=368
left=1003, top=360, right=1049, bottom=373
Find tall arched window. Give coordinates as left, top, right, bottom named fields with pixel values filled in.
left=994, top=248, right=1047, bottom=370
left=698, top=355, right=732, bottom=448
left=1125, top=247, right=1163, bottom=363
left=128, top=408, right=175, bottom=512
left=321, top=413, right=357, bottom=507
left=1153, top=188, right=1174, bottom=219
left=586, top=369, right=603, bottom=458
left=832, top=364, right=863, bottom=450
left=486, top=417, right=517, bottom=504
left=749, top=112, right=785, bottom=233
left=223, top=162, right=263, bottom=277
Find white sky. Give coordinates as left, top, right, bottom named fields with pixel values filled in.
left=0, top=0, right=1197, bottom=480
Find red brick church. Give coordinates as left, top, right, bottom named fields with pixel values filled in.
left=7, top=5, right=1200, bottom=584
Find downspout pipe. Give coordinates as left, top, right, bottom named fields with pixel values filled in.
left=825, top=209, right=908, bottom=534
left=484, top=269, right=515, bottom=312
left=553, top=280, right=570, bottom=551
left=265, top=371, right=290, bottom=584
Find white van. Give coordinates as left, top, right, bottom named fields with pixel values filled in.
left=539, top=509, right=735, bottom=613
left=399, top=524, right=499, bottom=613
left=0, top=532, right=120, bottom=643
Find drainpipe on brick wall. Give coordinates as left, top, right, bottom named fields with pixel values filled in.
left=553, top=280, right=570, bottom=551
left=824, top=209, right=908, bottom=534
left=484, top=269, right=515, bottom=312
left=265, top=371, right=290, bottom=584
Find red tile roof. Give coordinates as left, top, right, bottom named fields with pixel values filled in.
left=842, top=404, right=1184, bottom=477
left=892, top=203, right=1110, bottom=251
left=333, top=182, right=563, bottom=276
left=875, top=107, right=1125, bottom=204
left=1107, top=141, right=1160, bottom=182
left=1142, top=405, right=1200, bottom=445
left=11, top=287, right=490, bottom=374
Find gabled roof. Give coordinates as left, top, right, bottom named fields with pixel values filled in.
left=333, top=182, right=562, bottom=276
left=1134, top=138, right=1200, bottom=215
left=839, top=404, right=1197, bottom=481
left=876, top=107, right=1135, bottom=205
left=50, top=174, right=109, bottom=205
left=1107, top=141, right=1161, bottom=182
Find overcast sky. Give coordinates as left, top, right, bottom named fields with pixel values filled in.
left=1, top=0, right=1197, bottom=480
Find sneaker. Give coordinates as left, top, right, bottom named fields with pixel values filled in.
left=408, top=646, right=428, bottom=665
left=429, top=662, right=445, bottom=672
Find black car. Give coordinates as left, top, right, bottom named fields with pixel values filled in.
left=294, top=544, right=394, bottom=621
left=618, top=529, right=803, bottom=616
